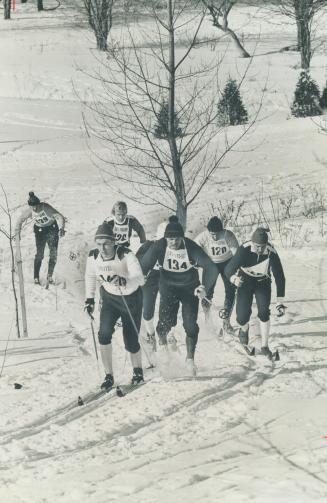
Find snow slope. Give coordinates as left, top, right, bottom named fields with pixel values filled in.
left=1, top=3, right=327, bottom=502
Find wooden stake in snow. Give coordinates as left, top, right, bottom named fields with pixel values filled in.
left=15, top=235, right=28, bottom=338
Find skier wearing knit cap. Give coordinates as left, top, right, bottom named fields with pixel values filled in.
left=225, top=227, right=286, bottom=359
left=84, top=222, right=145, bottom=390
left=15, top=191, right=66, bottom=285
left=139, top=220, right=218, bottom=375
left=195, top=216, right=239, bottom=332
left=104, top=201, right=146, bottom=247
left=136, top=216, right=179, bottom=352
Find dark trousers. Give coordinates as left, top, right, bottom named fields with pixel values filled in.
left=207, top=260, right=236, bottom=317
left=236, top=278, right=271, bottom=326
left=34, top=223, right=59, bottom=279
left=157, top=282, right=199, bottom=358
left=142, top=270, right=160, bottom=321
left=98, top=287, right=142, bottom=354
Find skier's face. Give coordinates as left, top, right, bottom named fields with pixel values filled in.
left=115, top=209, right=127, bottom=224
left=96, top=238, right=115, bottom=259
left=166, top=237, right=183, bottom=250
left=209, top=232, right=219, bottom=241
left=252, top=242, right=267, bottom=255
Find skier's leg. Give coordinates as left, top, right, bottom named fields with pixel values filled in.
left=181, top=290, right=199, bottom=359
left=34, top=226, right=46, bottom=281
left=120, top=289, right=143, bottom=382
left=46, top=224, right=59, bottom=279
left=236, top=281, right=254, bottom=345
left=141, top=271, right=159, bottom=347
left=156, top=285, right=179, bottom=345
left=255, top=281, right=272, bottom=351
left=98, top=289, right=120, bottom=382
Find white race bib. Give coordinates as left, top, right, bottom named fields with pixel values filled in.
left=209, top=239, right=231, bottom=263
left=114, top=222, right=129, bottom=244
left=241, top=259, right=270, bottom=278
left=163, top=247, right=192, bottom=273
left=33, top=209, right=52, bottom=227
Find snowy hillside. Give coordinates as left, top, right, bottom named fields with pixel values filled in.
left=1, top=2, right=327, bottom=502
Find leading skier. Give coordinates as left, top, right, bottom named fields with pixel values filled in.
left=84, top=222, right=145, bottom=390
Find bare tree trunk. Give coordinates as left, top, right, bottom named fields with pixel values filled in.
left=84, top=0, right=114, bottom=52
left=167, top=0, right=187, bottom=228
left=294, top=0, right=312, bottom=68
left=4, top=0, right=11, bottom=19
left=37, top=0, right=44, bottom=11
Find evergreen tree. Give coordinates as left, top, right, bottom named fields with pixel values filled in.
left=154, top=101, right=183, bottom=139
left=217, top=78, right=248, bottom=127
left=291, top=71, right=322, bottom=118
left=319, top=83, right=327, bottom=110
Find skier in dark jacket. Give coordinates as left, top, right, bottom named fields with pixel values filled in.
left=105, top=201, right=146, bottom=247
left=225, top=227, right=286, bottom=359
left=139, top=220, right=218, bottom=375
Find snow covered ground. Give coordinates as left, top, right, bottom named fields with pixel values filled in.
left=1, top=2, right=327, bottom=502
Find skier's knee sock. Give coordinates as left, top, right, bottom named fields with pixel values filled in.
left=259, top=320, right=270, bottom=347
left=100, top=344, right=113, bottom=375
left=185, top=335, right=197, bottom=359
left=143, top=317, right=155, bottom=336
left=239, top=323, right=249, bottom=333
left=130, top=349, right=142, bottom=369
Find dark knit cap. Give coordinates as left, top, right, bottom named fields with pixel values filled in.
left=28, top=191, right=41, bottom=206
left=168, top=215, right=179, bottom=223
left=95, top=222, right=115, bottom=241
left=164, top=221, right=184, bottom=238
left=207, top=216, right=223, bottom=232
left=251, top=227, right=269, bottom=245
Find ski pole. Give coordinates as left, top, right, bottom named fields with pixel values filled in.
left=118, top=286, right=154, bottom=369
left=89, top=313, right=99, bottom=361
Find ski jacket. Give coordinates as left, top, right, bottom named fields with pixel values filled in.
left=195, top=229, right=238, bottom=264
left=139, top=237, right=218, bottom=292
left=224, top=241, right=285, bottom=297
left=85, top=245, right=145, bottom=298
left=104, top=215, right=146, bottom=247
left=15, top=203, right=65, bottom=235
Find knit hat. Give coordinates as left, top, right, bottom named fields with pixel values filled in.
left=207, top=216, right=223, bottom=232
left=95, top=222, right=115, bottom=241
left=164, top=221, right=184, bottom=238
left=28, top=191, right=41, bottom=206
left=251, top=227, right=269, bottom=245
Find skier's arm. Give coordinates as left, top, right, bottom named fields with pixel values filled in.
left=85, top=251, right=98, bottom=299
left=131, top=217, right=146, bottom=243
left=194, top=231, right=206, bottom=249
left=125, top=252, right=145, bottom=286
left=270, top=252, right=286, bottom=298
left=45, top=204, right=66, bottom=231
left=225, top=230, right=239, bottom=255
left=189, top=241, right=218, bottom=293
left=14, top=208, right=33, bottom=237
left=224, top=246, right=245, bottom=281
left=138, top=240, right=161, bottom=275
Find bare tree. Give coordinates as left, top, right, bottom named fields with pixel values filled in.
left=0, top=186, right=21, bottom=338
left=202, top=0, right=250, bottom=57
left=82, top=0, right=258, bottom=227
left=270, top=0, right=327, bottom=69
left=83, top=0, right=115, bottom=51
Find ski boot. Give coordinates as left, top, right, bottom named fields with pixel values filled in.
left=100, top=373, right=114, bottom=391
left=185, top=358, right=197, bottom=377
left=223, top=318, right=234, bottom=335
left=145, top=332, right=157, bottom=352
left=131, top=367, right=144, bottom=385
left=260, top=346, right=273, bottom=360
left=238, top=328, right=249, bottom=346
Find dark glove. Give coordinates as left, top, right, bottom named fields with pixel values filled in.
left=59, top=228, right=66, bottom=237
left=276, top=303, right=287, bottom=317
left=84, top=298, right=95, bottom=317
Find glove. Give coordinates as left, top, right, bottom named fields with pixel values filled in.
left=59, top=228, right=66, bottom=237
left=230, top=274, right=244, bottom=288
left=194, top=285, right=207, bottom=299
left=84, top=298, right=95, bottom=317
left=276, top=301, right=287, bottom=317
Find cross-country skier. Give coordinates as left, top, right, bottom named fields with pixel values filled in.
left=195, top=216, right=239, bottom=332
left=84, top=222, right=145, bottom=390
left=225, top=227, right=286, bottom=359
left=104, top=201, right=146, bottom=247
left=136, top=216, right=179, bottom=351
left=15, top=191, right=66, bottom=285
left=139, top=219, right=218, bottom=375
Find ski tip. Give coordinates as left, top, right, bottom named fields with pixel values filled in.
left=116, top=386, right=125, bottom=397
left=77, top=396, right=84, bottom=406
